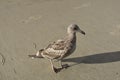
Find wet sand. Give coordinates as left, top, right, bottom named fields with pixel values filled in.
left=0, top=0, right=120, bottom=80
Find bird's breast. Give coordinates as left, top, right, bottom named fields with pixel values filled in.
left=69, top=43, right=76, bottom=54
left=63, top=42, right=76, bottom=58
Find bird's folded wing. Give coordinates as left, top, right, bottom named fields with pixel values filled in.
left=42, top=39, right=67, bottom=59
left=46, top=39, right=66, bottom=50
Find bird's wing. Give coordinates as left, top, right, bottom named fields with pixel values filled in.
left=46, top=39, right=66, bottom=50
left=42, top=39, right=68, bottom=59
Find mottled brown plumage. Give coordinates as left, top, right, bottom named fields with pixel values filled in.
left=29, top=24, right=85, bottom=73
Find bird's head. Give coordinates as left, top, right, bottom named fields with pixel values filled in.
left=67, top=24, right=85, bottom=35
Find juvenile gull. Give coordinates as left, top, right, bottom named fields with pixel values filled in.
left=29, top=24, right=85, bottom=73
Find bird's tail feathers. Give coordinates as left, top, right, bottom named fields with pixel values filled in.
left=28, top=49, right=44, bottom=58
left=36, top=49, right=44, bottom=58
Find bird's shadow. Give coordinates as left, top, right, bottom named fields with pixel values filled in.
left=63, top=51, right=120, bottom=66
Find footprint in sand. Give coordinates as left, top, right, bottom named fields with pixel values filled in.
left=73, top=3, right=91, bottom=10
left=21, top=15, right=42, bottom=23
left=110, top=24, right=120, bottom=36
left=0, top=52, right=5, bottom=65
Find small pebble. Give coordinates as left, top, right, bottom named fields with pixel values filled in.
left=31, top=57, right=35, bottom=59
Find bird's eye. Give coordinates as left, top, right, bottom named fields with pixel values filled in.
left=74, top=27, right=77, bottom=30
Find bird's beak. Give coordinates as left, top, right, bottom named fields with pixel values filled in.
left=78, top=29, right=86, bottom=35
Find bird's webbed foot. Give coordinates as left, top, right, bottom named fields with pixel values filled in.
left=62, top=64, right=70, bottom=69
left=53, top=67, right=62, bottom=73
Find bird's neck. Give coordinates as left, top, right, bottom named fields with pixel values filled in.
left=67, top=32, right=76, bottom=43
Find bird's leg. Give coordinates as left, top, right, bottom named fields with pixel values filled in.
left=50, top=59, right=58, bottom=73
left=60, top=60, right=63, bottom=68
left=60, top=60, right=70, bottom=69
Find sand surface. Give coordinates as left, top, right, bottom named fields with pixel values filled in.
left=0, top=0, right=120, bottom=80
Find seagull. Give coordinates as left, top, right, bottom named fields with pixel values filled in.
left=29, top=24, right=85, bottom=73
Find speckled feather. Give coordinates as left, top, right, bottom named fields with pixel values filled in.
left=29, top=24, right=85, bottom=73
left=36, top=24, right=85, bottom=60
